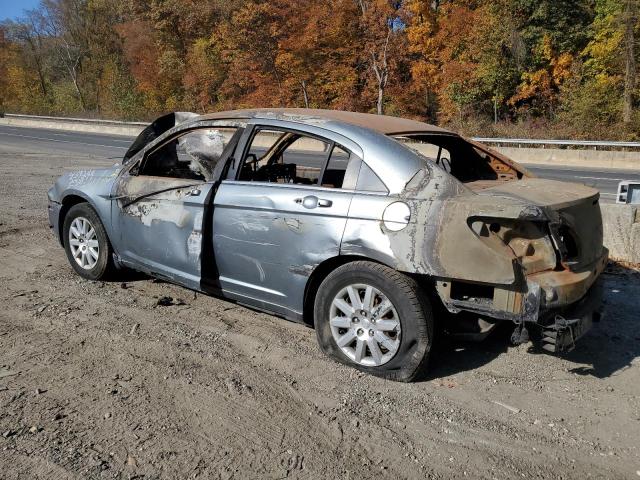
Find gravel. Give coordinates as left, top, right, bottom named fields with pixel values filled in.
left=0, top=135, right=639, bottom=479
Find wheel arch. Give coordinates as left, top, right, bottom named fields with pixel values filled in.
left=302, top=255, right=442, bottom=328
left=58, top=193, right=96, bottom=247
left=302, top=255, right=393, bottom=327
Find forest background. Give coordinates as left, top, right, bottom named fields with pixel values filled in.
left=1, top=0, right=639, bottom=139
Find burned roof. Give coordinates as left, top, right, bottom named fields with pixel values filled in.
left=199, top=108, right=452, bottom=136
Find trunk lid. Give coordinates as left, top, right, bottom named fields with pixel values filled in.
left=474, top=178, right=604, bottom=269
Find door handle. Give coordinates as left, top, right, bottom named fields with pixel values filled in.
left=294, top=195, right=332, bottom=209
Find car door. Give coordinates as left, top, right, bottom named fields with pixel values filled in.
left=212, top=121, right=362, bottom=318
left=113, top=123, right=242, bottom=290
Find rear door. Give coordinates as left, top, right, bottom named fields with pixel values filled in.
left=211, top=122, right=362, bottom=318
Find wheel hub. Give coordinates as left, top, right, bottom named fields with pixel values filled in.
left=68, top=216, right=99, bottom=270
left=329, top=283, right=401, bottom=367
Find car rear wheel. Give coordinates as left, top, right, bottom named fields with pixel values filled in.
left=314, top=261, right=433, bottom=382
left=63, top=203, right=114, bottom=280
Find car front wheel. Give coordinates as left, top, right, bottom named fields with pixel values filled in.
left=314, top=261, right=433, bottom=382
left=63, top=203, right=114, bottom=280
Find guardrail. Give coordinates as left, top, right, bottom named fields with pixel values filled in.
left=3, top=113, right=640, bottom=150
left=473, top=137, right=640, bottom=150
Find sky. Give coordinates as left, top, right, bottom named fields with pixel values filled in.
left=0, top=0, right=40, bottom=21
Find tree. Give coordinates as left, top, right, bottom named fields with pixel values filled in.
left=509, top=35, right=574, bottom=116
left=2, top=13, right=51, bottom=100
left=403, top=0, right=439, bottom=120
left=357, top=0, right=401, bottom=114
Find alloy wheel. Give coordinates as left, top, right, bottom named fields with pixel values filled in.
left=68, top=216, right=99, bottom=270
left=329, top=283, right=401, bottom=366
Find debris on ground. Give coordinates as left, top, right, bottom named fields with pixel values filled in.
left=492, top=400, right=521, bottom=414
left=156, top=296, right=186, bottom=307
left=0, top=369, right=20, bottom=379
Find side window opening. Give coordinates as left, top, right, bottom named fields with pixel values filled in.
left=410, top=142, right=453, bottom=174
left=393, top=134, right=521, bottom=183
left=139, top=127, right=238, bottom=181
left=322, top=145, right=350, bottom=188
left=238, top=127, right=352, bottom=189
left=283, top=136, right=328, bottom=185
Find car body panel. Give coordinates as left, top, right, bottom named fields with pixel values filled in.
left=212, top=180, right=353, bottom=316
left=48, top=166, right=120, bottom=245
left=112, top=174, right=213, bottom=290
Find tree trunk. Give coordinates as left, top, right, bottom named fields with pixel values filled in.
left=301, top=80, right=309, bottom=108
left=425, top=88, right=430, bottom=120
left=34, top=57, right=49, bottom=98
left=68, top=61, right=87, bottom=111
left=623, top=0, right=637, bottom=124
left=371, top=30, right=391, bottom=115
left=72, top=76, right=87, bottom=110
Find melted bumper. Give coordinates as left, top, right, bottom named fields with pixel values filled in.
left=530, top=248, right=608, bottom=311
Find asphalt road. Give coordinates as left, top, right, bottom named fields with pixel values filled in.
left=2, top=124, right=638, bottom=203
left=525, top=164, right=639, bottom=203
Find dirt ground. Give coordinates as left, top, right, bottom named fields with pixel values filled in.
left=1, top=138, right=639, bottom=480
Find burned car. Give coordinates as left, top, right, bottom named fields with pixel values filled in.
left=48, top=109, right=607, bottom=381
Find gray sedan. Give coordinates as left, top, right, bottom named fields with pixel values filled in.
left=48, top=109, right=607, bottom=381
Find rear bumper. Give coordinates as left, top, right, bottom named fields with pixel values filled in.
left=435, top=250, right=608, bottom=346
left=537, top=277, right=604, bottom=352
left=528, top=248, right=608, bottom=311
left=526, top=250, right=608, bottom=352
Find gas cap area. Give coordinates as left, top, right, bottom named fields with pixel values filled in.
left=382, top=201, right=411, bottom=231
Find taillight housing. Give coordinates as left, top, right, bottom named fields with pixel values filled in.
left=468, top=217, right=557, bottom=274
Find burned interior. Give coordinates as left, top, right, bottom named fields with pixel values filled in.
left=132, top=127, right=239, bottom=181
left=393, top=133, right=523, bottom=185
left=237, top=128, right=351, bottom=188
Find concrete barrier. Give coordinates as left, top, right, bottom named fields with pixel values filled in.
left=496, top=146, right=640, bottom=171
left=0, top=114, right=145, bottom=137
left=600, top=204, right=640, bottom=263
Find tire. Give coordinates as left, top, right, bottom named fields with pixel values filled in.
left=314, top=261, right=434, bottom=382
left=63, top=203, right=115, bottom=280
